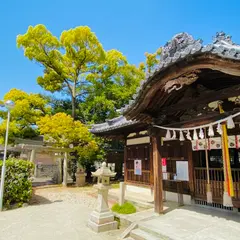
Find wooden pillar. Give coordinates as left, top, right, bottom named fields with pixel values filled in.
left=187, top=142, right=194, bottom=198
left=152, top=135, right=163, bottom=214
left=62, top=152, right=68, bottom=187
left=149, top=138, right=154, bottom=186
left=124, top=139, right=128, bottom=183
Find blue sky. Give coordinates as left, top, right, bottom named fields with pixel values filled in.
left=0, top=0, right=239, bottom=99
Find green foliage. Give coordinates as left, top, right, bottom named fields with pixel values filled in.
left=37, top=112, right=99, bottom=161
left=111, top=202, right=136, bottom=214
left=0, top=159, right=34, bottom=208
left=43, top=95, right=80, bottom=119
left=17, top=24, right=144, bottom=122
left=0, top=88, right=51, bottom=143
left=81, top=60, right=144, bottom=123
left=139, top=47, right=162, bottom=74
left=111, top=183, right=120, bottom=189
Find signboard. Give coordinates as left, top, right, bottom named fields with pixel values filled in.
left=134, top=160, right=142, bottom=175
left=176, top=161, right=189, bottom=181
left=162, top=158, right=167, bottom=173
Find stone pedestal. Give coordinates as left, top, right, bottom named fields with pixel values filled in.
left=88, top=184, right=117, bottom=232
left=76, top=172, right=86, bottom=187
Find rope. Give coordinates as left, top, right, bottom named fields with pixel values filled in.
left=153, top=112, right=240, bottom=131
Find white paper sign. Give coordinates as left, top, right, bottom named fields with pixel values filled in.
left=176, top=161, right=189, bottom=181
left=134, top=160, right=142, bottom=175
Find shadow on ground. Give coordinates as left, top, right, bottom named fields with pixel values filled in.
left=181, top=204, right=240, bottom=223
left=30, top=193, right=63, bottom=206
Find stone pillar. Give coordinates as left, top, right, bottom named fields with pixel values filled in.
left=54, top=153, right=63, bottom=184
left=34, top=164, right=38, bottom=178
left=30, top=149, right=36, bottom=163
left=119, top=182, right=125, bottom=206
left=62, top=152, right=68, bottom=187
left=75, top=162, right=86, bottom=187
left=30, top=149, right=37, bottom=177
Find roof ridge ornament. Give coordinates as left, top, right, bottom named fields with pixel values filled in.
left=161, top=32, right=203, bottom=61
left=213, top=31, right=234, bottom=46
left=92, top=32, right=240, bottom=125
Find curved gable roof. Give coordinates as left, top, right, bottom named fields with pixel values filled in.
left=119, top=32, right=240, bottom=120
left=91, top=32, right=240, bottom=134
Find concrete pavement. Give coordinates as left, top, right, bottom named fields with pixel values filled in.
left=138, top=205, right=240, bottom=240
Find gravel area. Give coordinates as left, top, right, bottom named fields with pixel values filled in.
left=0, top=186, right=123, bottom=240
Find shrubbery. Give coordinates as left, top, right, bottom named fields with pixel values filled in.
left=0, top=158, right=34, bottom=208
left=111, top=202, right=136, bottom=214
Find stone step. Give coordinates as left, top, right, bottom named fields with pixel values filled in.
left=138, top=224, right=172, bottom=240
left=117, top=209, right=157, bottom=227
left=120, top=222, right=138, bottom=239
left=130, top=228, right=165, bottom=240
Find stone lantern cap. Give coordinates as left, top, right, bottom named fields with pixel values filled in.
left=91, top=162, right=116, bottom=178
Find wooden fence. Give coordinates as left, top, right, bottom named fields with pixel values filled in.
left=194, top=167, right=240, bottom=203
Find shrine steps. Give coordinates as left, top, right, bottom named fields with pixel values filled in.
left=129, top=228, right=169, bottom=240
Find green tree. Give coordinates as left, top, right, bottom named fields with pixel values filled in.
left=80, top=51, right=144, bottom=123
left=17, top=24, right=144, bottom=122
left=139, top=47, right=162, bottom=74
left=0, top=88, right=50, bottom=143
left=37, top=112, right=99, bottom=165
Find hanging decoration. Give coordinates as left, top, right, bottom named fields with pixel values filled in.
left=199, top=128, right=204, bottom=139
left=193, top=129, right=198, bottom=140
left=227, top=116, right=235, bottom=129
left=179, top=131, right=185, bottom=141
left=153, top=112, right=240, bottom=142
left=208, top=125, right=214, bottom=137
left=172, top=130, right=176, bottom=139
left=186, top=130, right=192, bottom=140
left=165, top=129, right=171, bottom=139
left=218, top=104, right=234, bottom=206
left=217, top=123, right=223, bottom=135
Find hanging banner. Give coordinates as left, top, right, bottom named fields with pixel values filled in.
left=134, top=160, right=142, bottom=175
left=191, top=135, right=240, bottom=151
left=162, top=158, right=168, bottom=180
left=162, top=158, right=167, bottom=173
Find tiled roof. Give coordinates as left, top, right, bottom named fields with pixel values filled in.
left=119, top=32, right=240, bottom=115
left=91, top=32, right=240, bottom=134
left=90, top=115, right=136, bottom=133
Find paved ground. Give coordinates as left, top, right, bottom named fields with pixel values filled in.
left=0, top=186, right=124, bottom=240
left=140, top=205, right=240, bottom=240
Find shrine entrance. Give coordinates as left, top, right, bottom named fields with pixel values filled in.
left=91, top=31, right=240, bottom=214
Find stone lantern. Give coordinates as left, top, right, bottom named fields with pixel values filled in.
left=88, top=162, right=118, bottom=233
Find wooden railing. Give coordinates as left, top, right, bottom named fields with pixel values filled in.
left=194, top=168, right=240, bottom=201
left=163, top=180, right=190, bottom=195
left=126, top=169, right=151, bottom=186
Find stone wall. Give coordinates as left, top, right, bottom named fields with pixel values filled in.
left=35, top=164, right=61, bottom=184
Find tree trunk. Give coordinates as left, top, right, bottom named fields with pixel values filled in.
left=71, top=82, right=77, bottom=120
left=71, top=96, right=76, bottom=120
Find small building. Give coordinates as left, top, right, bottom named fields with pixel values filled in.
left=91, top=32, right=240, bottom=213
